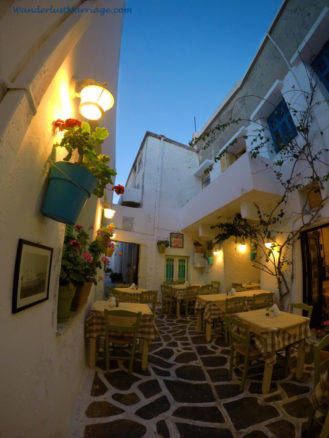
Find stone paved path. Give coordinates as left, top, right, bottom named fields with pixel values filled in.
left=70, top=312, right=315, bottom=438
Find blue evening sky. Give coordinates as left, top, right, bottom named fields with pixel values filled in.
left=115, top=0, right=282, bottom=190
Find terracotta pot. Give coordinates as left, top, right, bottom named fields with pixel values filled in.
left=195, top=246, right=204, bottom=253
left=71, top=282, right=93, bottom=311
left=106, top=247, right=115, bottom=257
left=57, top=283, right=76, bottom=323
left=157, top=245, right=166, bottom=254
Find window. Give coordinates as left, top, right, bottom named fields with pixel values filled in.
left=312, top=40, right=329, bottom=92
left=267, top=99, right=298, bottom=153
left=201, top=173, right=210, bottom=189
left=165, top=257, right=188, bottom=281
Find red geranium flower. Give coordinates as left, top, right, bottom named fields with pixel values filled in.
left=64, top=118, right=82, bottom=128
left=119, top=252, right=123, bottom=256
left=53, top=119, right=65, bottom=131
left=112, top=184, right=125, bottom=195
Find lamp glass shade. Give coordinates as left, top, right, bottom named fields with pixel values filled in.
left=104, top=208, right=116, bottom=219
left=79, top=85, right=114, bottom=120
left=265, top=242, right=273, bottom=249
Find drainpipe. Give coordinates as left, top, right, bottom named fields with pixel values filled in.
left=151, top=135, right=165, bottom=288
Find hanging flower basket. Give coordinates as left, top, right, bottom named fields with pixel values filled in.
left=106, top=247, right=115, bottom=257
left=57, top=283, right=76, bottom=323
left=71, top=282, right=93, bottom=311
left=41, top=161, right=97, bottom=225
left=157, top=240, right=169, bottom=254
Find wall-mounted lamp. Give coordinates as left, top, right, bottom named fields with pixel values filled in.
left=77, top=78, right=114, bottom=121
left=265, top=242, right=273, bottom=249
left=237, top=244, right=247, bottom=253
left=104, top=206, right=116, bottom=219
left=213, top=249, right=221, bottom=256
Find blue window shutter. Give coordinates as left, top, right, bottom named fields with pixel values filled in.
left=312, top=40, right=329, bottom=92
left=178, top=259, right=186, bottom=281
left=267, top=99, right=297, bottom=152
left=166, top=258, right=174, bottom=281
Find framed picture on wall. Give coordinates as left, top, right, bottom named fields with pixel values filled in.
left=12, top=239, right=53, bottom=313
left=170, top=232, right=184, bottom=248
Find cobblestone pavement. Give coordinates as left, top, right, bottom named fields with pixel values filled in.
left=70, top=312, right=316, bottom=438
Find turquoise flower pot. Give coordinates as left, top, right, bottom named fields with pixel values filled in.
left=41, top=161, right=97, bottom=225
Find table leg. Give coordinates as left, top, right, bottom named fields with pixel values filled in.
left=196, top=311, right=202, bottom=332
left=176, top=300, right=181, bottom=318
left=262, top=359, right=274, bottom=394
left=141, top=340, right=149, bottom=370
left=88, top=338, right=96, bottom=368
left=296, top=340, right=305, bottom=380
left=206, top=322, right=212, bottom=342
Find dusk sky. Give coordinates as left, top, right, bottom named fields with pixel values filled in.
left=115, top=0, right=282, bottom=192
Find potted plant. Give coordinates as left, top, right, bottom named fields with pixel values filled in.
left=193, top=240, right=204, bottom=253
left=96, top=223, right=117, bottom=256
left=205, top=250, right=213, bottom=265
left=42, top=118, right=117, bottom=225
left=157, top=240, right=169, bottom=253
left=57, top=224, right=109, bottom=320
left=250, top=241, right=258, bottom=261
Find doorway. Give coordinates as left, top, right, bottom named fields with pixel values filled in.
left=106, top=242, right=139, bottom=286
left=301, top=223, right=329, bottom=327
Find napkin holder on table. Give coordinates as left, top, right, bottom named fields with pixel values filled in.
left=109, top=296, right=116, bottom=307
left=269, top=303, right=280, bottom=317
left=129, top=283, right=137, bottom=290
left=227, top=288, right=236, bottom=297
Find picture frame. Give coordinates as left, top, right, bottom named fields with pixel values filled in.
left=170, top=232, right=184, bottom=248
left=12, top=239, right=53, bottom=314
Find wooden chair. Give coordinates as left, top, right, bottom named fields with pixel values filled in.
left=214, top=296, right=246, bottom=344
left=211, top=281, right=220, bottom=293
left=232, top=282, right=247, bottom=292
left=306, top=334, right=329, bottom=438
left=181, top=287, right=199, bottom=316
left=249, top=293, right=274, bottom=310
left=140, top=290, right=158, bottom=313
left=228, top=317, right=264, bottom=391
left=161, top=284, right=176, bottom=314
left=198, top=284, right=214, bottom=295
left=104, top=309, right=141, bottom=375
left=115, top=283, right=130, bottom=288
left=111, top=290, right=140, bottom=303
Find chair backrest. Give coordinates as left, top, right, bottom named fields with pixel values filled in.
left=228, top=317, right=251, bottom=353
left=184, top=286, right=199, bottom=298
left=250, top=292, right=274, bottom=310
left=313, top=333, right=329, bottom=386
left=104, top=309, right=141, bottom=337
left=106, top=286, right=115, bottom=299
left=211, top=281, right=220, bottom=292
left=198, top=285, right=214, bottom=295
left=112, top=291, right=140, bottom=303
left=115, top=283, right=130, bottom=288
left=140, top=290, right=158, bottom=312
left=225, top=296, right=246, bottom=314
left=232, top=282, right=247, bottom=292
left=289, top=302, right=313, bottom=318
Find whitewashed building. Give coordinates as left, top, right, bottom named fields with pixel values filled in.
left=0, top=1, right=124, bottom=436
left=112, top=0, right=329, bottom=328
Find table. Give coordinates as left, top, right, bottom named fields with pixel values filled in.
left=85, top=301, right=159, bottom=370
left=242, top=282, right=260, bottom=289
left=195, top=290, right=272, bottom=341
left=113, top=287, right=149, bottom=302
left=235, top=308, right=311, bottom=394
left=170, top=284, right=203, bottom=317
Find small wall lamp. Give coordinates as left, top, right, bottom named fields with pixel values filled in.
left=104, top=206, right=116, bottom=219
left=77, top=78, right=114, bottom=121
left=265, top=242, right=273, bottom=249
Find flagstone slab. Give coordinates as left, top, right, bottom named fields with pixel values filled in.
left=280, top=382, right=310, bottom=397
left=90, top=372, right=107, bottom=396
left=266, top=419, right=295, bottom=438
left=150, top=342, right=164, bottom=351
left=201, top=355, right=227, bottom=367
left=282, top=397, right=312, bottom=418
left=175, top=423, right=234, bottom=438
left=242, top=432, right=269, bottom=438
left=83, top=419, right=146, bottom=438
left=85, top=401, right=124, bottom=418
left=135, top=395, right=170, bottom=420
left=224, top=397, right=279, bottom=430
left=138, top=379, right=162, bottom=398
left=207, top=368, right=230, bottom=382
left=164, top=380, right=215, bottom=403
left=173, top=406, right=224, bottom=423
left=248, top=382, right=278, bottom=394
left=175, top=352, right=198, bottom=363
left=153, top=348, right=175, bottom=359
left=157, top=419, right=170, bottom=438
left=215, top=384, right=242, bottom=399
left=175, top=365, right=206, bottom=381
left=190, top=335, right=208, bottom=344
left=148, top=354, right=174, bottom=368
left=196, top=346, right=216, bottom=355
left=151, top=366, right=171, bottom=377
left=104, top=371, right=140, bottom=390
left=176, top=336, right=189, bottom=341
left=112, top=392, right=140, bottom=405
left=167, top=341, right=178, bottom=347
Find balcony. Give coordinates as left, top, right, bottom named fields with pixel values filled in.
left=120, top=187, right=142, bottom=207
left=181, top=152, right=283, bottom=230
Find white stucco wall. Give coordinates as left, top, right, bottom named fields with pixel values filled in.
left=0, top=1, right=123, bottom=436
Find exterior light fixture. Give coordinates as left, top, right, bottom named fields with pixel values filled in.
left=237, top=244, right=247, bottom=253
left=265, top=242, right=273, bottom=249
left=104, top=207, right=116, bottom=219
left=77, top=79, right=114, bottom=121
left=213, top=249, right=221, bottom=256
